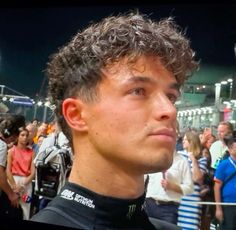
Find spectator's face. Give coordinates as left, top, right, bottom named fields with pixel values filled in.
left=38, top=123, right=48, bottom=135
left=205, top=135, right=215, bottom=149
left=229, top=142, right=236, bottom=158
left=32, top=120, right=38, bottom=126
left=18, top=130, right=29, bottom=145
left=217, top=124, right=230, bottom=141
left=26, top=124, right=37, bottom=141
left=182, top=135, right=189, bottom=150
left=64, top=55, right=179, bottom=174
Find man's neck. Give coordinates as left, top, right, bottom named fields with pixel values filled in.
left=69, top=155, right=145, bottom=199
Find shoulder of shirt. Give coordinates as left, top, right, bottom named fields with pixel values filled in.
left=220, top=157, right=230, bottom=164
left=31, top=207, right=73, bottom=227
left=0, top=139, right=7, bottom=147
left=210, top=140, right=221, bottom=148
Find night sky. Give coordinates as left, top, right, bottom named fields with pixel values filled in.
left=0, top=2, right=236, bottom=99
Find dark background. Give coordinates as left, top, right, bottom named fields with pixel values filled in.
left=0, top=1, right=236, bottom=99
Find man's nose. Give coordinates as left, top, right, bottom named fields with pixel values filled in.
left=153, top=94, right=177, bottom=121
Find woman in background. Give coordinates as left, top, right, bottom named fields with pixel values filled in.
left=6, top=127, right=35, bottom=220
left=177, top=130, right=208, bottom=230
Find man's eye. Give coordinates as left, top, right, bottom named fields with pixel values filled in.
left=167, top=94, right=177, bottom=104
left=131, top=88, right=145, bottom=96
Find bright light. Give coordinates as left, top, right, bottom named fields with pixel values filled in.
left=37, top=101, right=43, bottom=106
left=2, top=96, right=7, bottom=101
left=227, top=78, right=233, bottom=83
left=45, top=101, right=50, bottom=107
left=221, top=81, right=228, bottom=85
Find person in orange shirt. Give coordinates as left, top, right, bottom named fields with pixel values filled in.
left=46, top=121, right=56, bottom=136
left=6, top=127, right=35, bottom=220
left=33, top=122, right=48, bottom=144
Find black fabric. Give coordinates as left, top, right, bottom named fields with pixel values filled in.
left=220, top=206, right=236, bottom=230
left=31, top=182, right=175, bottom=229
left=0, top=191, right=23, bottom=220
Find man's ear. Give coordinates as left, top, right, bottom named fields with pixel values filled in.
left=62, top=98, right=88, bottom=132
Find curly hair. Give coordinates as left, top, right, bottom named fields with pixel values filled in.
left=46, top=11, right=199, bottom=142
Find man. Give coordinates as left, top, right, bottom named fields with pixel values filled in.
left=214, top=135, right=236, bottom=230
left=26, top=122, right=38, bottom=152
left=210, top=121, right=233, bottom=169
left=145, top=151, right=193, bottom=225
left=0, top=114, right=25, bottom=217
left=33, top=120, right=71, bottom=212
left=31, top=11, right=198, bottom=229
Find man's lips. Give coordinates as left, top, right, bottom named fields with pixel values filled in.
left=148, top=128, right=176, bottom=139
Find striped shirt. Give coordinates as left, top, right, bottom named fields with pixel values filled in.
left=177, top=150, right=207, bottom=230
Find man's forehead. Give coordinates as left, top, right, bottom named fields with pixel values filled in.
left=102, top=55, right=174, bottom=80
left=218, top=125, right=229, bottom=130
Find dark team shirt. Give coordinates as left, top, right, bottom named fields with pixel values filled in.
left=31, top=182, right=157, bottom=229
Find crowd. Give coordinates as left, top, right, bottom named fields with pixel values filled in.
left=0, top=115, right=71, bottom=220
left=145, top=121, right=236, bottom=230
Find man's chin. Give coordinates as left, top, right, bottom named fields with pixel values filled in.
left=147, top=162, right=172, bottom=174
left=162, top=157, right=173, bottom=170
left=150, top=155, right=174, bottom=173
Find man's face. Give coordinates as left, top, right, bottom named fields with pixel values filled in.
left=75, top=55, right=179, bottom=174
left=217, top=124, right=230, bottom=141
left=26, top=124, right=37, bottom=141
left=229, top=142, right=236, bottom=158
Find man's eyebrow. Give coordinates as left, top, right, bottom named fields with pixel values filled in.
left=126, top=76, right=180, bottom=92
left=126, top=76, right=156, bottom=84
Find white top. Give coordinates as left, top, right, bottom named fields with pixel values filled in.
left=0, top=139, right=7, bottom=167
left=209, top=140, right=228, bottom=169
left=38, top=131, right=69, bottom=152
left=146, top=151, right=193, bottom=203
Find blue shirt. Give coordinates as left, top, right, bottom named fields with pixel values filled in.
left=214, top=157, right=236, bottom=202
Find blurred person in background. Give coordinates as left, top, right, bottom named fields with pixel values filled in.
left=214, top=135, right=236, bottom=230
left=200, top=147, right=215, bottom=230
left=177, top=130, right=207, bottom=230
left=33, top=122, right=48, bottom=144
left=0, top=114, right=25, bottom=218
left=6, top=127, right=35, bottom=220
left=145, top=150, right=193, bottom=225
left=210, top=121, right=233, bottom=170
left=26, top=122, right=38, bottom=153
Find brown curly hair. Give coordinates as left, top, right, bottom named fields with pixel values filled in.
left=46, top=11, right=199, bottom=143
